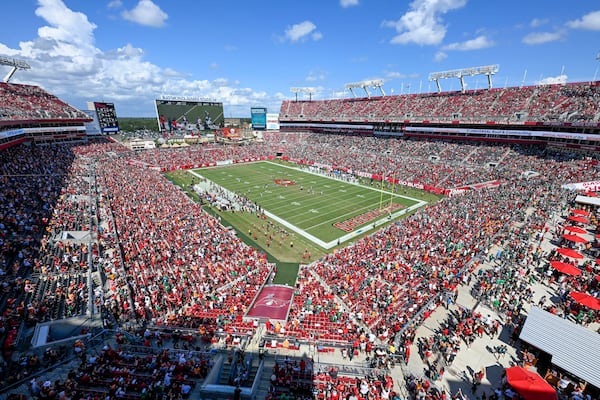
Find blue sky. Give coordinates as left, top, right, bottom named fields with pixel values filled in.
left=0, top=0, right=599, bottom=117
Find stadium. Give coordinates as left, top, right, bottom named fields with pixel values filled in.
left=0, top=56, right=599, bottom=400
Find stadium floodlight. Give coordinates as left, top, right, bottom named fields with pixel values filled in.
left=344, top=79, right=386, bottom=98
left=429, top=64, right=499, bottom=93
left=290, top=87, right=315, bottom=101
left=344, top=82, right=362, bottom=98
left=0, top=56, right=31, bottom=83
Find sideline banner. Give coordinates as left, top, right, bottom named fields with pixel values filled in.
left=562, top=180, right=600, bottom=191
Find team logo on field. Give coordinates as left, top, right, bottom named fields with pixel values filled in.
left=274, top=179, right=296, bottom=186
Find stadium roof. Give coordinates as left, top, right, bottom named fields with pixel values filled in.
left=519, top=306, right=600, bottom=389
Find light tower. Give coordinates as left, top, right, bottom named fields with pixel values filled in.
left=344, top=79, right=386, bottom=98
left=1, top=56, right=31, bottom=83
left=290, top=87, right=316, bottom=101
left=429, top=64, right=499, bottom=93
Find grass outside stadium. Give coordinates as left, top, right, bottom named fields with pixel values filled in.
left=165, top=160, right=442, bottom=286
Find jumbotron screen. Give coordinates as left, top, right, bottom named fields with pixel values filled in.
left=93, top=102, right=120, bottom=133
left=155, top=96, right=224, bottom=132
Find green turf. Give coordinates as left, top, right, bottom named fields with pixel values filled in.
left=193, top=161, right=422, bottom=244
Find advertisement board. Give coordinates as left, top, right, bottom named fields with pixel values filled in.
left=266, top=113, right=280, bottom=130
left=251, top=107, right=267, bottom=130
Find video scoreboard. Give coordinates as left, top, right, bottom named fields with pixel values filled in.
left=85, top=101, right=119, bottom=134
left=155, top=96, right=224, bottom=132
left=93, top=102, right=119, bottom=133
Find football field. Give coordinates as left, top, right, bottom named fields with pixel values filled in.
left=191, top=161, right=428, bottom=249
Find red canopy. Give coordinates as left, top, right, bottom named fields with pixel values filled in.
left=549, top=261, right=582, bottom=276
left=562, top=234, right=588, bottom=244
left=505, top=366, right=557, bottom=400
left=570, top=209, right=590, bottom=216
left=562, top=225, right=586, bottom=234
left=556, top=248, right=584, bottom=260
left=570, top=291, right=600, bottom=311
left=567, top=215, right=589, bottom=224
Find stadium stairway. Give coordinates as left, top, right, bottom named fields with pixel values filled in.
left=496, top=147, right=513, bottom=166
left=252, top=356, right=277, bottom=400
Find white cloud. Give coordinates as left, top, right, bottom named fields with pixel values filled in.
left=284, top=21, right=322, bottom=42
left=305, top=70, right=326, bottom=82
left=340, top=0, right=359, bottom=7
left=385, top=71, right=419, bottom=80
left=35, top=0, right=97, bottom=48
left=530, top=18, right=548, bottom=28
left=434, top=51, right=447, bottom=62
left=107, top=0, right=122, bottom=9
left=537, top=74, right=567, bottom=85
left=522, top=31, right=565, bottom=45
left=121, top=0, right=168, bottom=28
left=163, top=67, right=186, bottom=78
left=0, top=0, right=276, bottom=117
left=383, top=0, right=467, bottom=46
left=442, top=35, right=494, bottom=51
left=386, top=72, right=407, bottom=79
left=567, top=10, right=600, bottom=30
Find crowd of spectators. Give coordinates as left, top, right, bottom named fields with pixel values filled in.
left=268, top=355, right=398, bottom=400
left=0, top=83, right=88, bottom=121
left=27, top=344, right=209, bottom=399
left=0, top=129, right=598, bottom=399
left=280, top=81, right=600, bottom=124
left=90, top=145, right=273, bottom=335
left=0, top=143, right=86, bottom=370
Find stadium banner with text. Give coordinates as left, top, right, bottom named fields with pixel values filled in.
left=266, top=113, right=280, bottom=130
left=251, top=107, right=267, bottom=130
left=93, top=102, right=120, bottom=133
left=404, top=126, right=600, bottom=142
left=562, top=180, right=600, bottom=192
left=155, top=98, right=223, bottom=132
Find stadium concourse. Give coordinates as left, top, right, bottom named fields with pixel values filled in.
left=0, top=84, right=599, bottom=399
